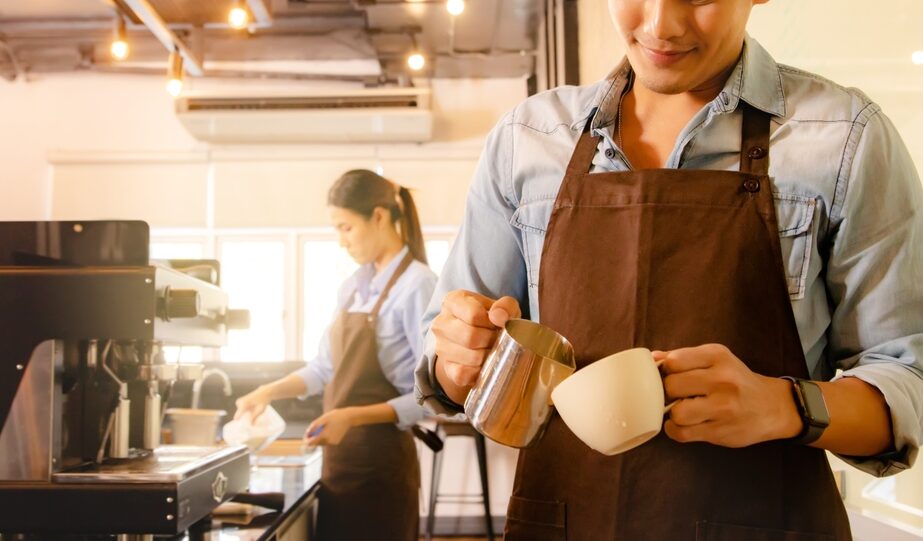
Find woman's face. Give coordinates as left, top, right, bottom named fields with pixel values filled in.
left=329, top=206, right=391, bottom=265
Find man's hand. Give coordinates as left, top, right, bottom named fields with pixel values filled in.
left=432, top=290, right=521, bottom=403
left=655, top=344, right=802, bottom=448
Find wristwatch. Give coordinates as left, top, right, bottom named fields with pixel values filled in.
left=781, top=376, right=829, bottom=445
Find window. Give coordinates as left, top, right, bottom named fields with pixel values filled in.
left=302, top=240, right=359, bottom=360
left=218, top=239, right=287, bottom=362
left=152, top=228, right=455, bottom=363
left=150, top=239, right=207, bottom=363
left=425, top=238, right=452, bottom=276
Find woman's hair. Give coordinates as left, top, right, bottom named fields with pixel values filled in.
left=328, top=169, right=428, bottom=265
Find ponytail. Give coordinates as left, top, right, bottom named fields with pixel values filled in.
left=328, top=169, right=429, bottom=266
left=397, top=186, right=427, bottom=265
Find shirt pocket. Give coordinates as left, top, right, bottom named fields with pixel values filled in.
left=773, top=193, right=817, bottom=301
left=509, top=199, right=555, bottom=292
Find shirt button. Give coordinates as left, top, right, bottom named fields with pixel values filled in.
left=748, top=146, right=767, bottom=159
left=720, top=92, right=730, bottom=106
left=605, top=148, right=616, bottom=159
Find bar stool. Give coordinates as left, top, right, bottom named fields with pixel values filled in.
left=424, top=419, right=494, bottom=541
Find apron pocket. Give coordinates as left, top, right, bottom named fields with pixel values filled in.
left=696, top=521, right=835, bottom=541
left=773, top=193, right=817, bottom=300
left=505, top=496, right=566, bottom=541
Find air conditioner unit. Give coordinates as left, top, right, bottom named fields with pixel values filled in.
left=175, top=87, right=433, bottom=143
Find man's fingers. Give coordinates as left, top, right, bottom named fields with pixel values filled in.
left=663, top=370, right=712, bottom=401
left=657, top=344, right=726, bottom=374
left=488, top=296, right=522, bottom=328
left=668, top=396, right=713, bottom=427
left=433, top=316, right=498, bottom=350
left=443, top=361, right=483, bottom=388
left=444, top=291, right=495, bottom=328
left=435, top=339, right=490, bottom=368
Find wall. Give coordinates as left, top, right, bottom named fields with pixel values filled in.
left=0, top=73, right=525, bottom=228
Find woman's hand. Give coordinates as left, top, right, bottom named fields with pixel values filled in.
left=656, top=344, right=802, bottom=448
left=304, top=408, right=357, bottom=447
left=234, top=386, right=273, bottom=421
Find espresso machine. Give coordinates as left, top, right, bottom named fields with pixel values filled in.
left=0, top=221, right=250, bottom=536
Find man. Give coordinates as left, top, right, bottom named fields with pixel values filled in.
left=416, top=0, right=923, bottom=539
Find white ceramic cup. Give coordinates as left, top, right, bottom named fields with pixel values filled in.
left=551, top=347, right=675, bottom=456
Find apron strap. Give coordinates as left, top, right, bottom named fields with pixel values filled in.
left=564, top=108, right=602, bottom=177
left=367, top=251, right=415, bottom=322
left=739, top=103, right=772, bottom=176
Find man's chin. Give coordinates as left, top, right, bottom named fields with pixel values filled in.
left=631, top=70, right=694, bottom=95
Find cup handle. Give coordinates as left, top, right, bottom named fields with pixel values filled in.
left=654, top=359, right=678, bottom=414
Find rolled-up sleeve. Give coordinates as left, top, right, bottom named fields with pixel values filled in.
left=414, top=110, right=530, bottom=416
left=826, top=109, right=923, bottom=476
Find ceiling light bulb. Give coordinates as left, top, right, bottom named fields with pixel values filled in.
left=913, top=50, right=923, bottom=66
left=110, top=40, right=129, bottom=60
left=110, top=15, right=129, bottom=60
left=446, top=0, right=465, bottom=16
left=166, top=78, right=184, bottom=97
left=166, top=49, right=184, bottom=97
left=228, top=6, right=249, bottom=29
left=407, top=53, right=425, bottom=71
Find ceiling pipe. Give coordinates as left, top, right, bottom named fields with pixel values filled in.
left=116, top=0, right=204, bottom=76
left=246, top=0, right=273, bottom=27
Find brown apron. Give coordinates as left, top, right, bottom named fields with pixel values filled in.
left=504, top=104, right=852, bottom=540
left=317, top=251, right=420, bottom=541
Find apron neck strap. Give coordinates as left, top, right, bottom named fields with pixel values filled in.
left=367, top=251, right=415, bottom=322
left=565, top=108, right=601, bottom=177
left=739, top=102, right=772, bottom=175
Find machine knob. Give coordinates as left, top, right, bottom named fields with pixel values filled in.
left=224, top=309, right=250, bottom=330
left=161, top=287, right=201, bottom=320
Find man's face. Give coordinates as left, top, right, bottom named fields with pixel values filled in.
left=609, top=0, right=766, bottom=94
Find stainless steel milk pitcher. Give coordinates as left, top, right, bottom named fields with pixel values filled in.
left=464, top=318, right=576, bottom=448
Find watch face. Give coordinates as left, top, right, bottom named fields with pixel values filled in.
left=801, top=382, right=830, bottom=427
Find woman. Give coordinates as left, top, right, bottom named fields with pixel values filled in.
left=235, top=169, right=437, bottom=541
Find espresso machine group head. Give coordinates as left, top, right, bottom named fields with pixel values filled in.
left=0, top=221, right=251, bottom=535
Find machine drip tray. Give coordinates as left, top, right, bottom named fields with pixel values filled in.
left=54, top=445, right=247, bottom=483
left=0, top=445, right=250, bottom=535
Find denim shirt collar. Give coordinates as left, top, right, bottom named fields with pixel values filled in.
left=583, top=35, right=786, bottom=134
left=355, top=245, right=410, bottom=303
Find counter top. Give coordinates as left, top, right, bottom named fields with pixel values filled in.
left=188, top=444, right=323, bottom=541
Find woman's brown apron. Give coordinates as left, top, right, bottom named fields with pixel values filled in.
left=505, top=104, right=852, bottom=540
left=317, top=252, right=420, bottom=541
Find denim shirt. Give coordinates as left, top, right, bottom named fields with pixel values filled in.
left=296, top=246, right=437, bottom=430
left=415, top=37, right=923, bottom=476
